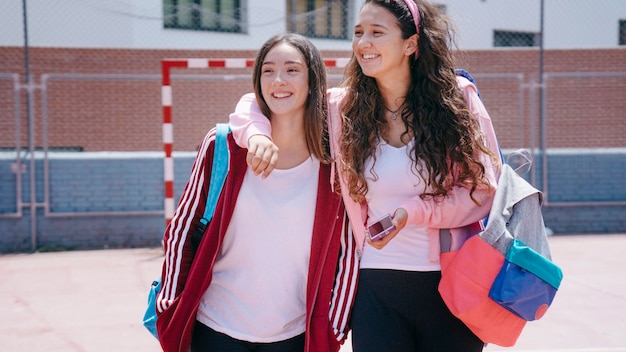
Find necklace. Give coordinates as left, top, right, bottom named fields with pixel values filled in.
left=383, top=104, right=403, bottom=120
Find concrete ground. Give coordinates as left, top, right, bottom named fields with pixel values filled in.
left=1, top=234, right=625, bottom=352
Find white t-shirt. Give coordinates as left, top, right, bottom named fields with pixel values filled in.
left=196, top=157, right=320, bottom=342
left=360, top=140, right=441, bottom=271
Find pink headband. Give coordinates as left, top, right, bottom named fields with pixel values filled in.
left=401, top=0, right=421, bottom=58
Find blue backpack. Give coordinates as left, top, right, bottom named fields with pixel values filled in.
left=142, top=123, right=231, bottom=339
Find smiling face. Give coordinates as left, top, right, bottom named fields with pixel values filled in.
left=259, top=42, right=309, bottom=120
left=352, top=2, right=417, bottom=82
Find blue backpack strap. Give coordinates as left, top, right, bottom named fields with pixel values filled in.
left=191, top=123, right=231, bottom=249
left=455, top=68, right=481, bottom=99
left=203, top=123, right=230, bottom=223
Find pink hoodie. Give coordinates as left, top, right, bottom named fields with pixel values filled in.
left=229, top=76, right=500, bottom=261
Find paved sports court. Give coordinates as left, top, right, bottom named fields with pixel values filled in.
left=1, top=234, right=625, bottom=352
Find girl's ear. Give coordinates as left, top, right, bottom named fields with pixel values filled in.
left=405, top=34, right=419, bottom=57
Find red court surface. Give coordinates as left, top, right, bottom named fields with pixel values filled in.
left=1, top=234, right=625, bottom=352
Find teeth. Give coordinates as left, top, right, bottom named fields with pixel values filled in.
left=362, top=54, right=378, bottom=60
left=273, top=92, right=291, bottom=98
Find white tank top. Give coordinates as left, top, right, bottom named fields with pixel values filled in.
left=360, top=140, right=441, bottom=271
left=196, top=157, right=320, bottom=342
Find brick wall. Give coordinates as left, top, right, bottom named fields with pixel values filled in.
left=0, top=47, right=348, bottom=152
left=1, top=47, right=624, bottom=152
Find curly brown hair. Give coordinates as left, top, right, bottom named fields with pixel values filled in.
left=340, top=0, right=498, bottom=204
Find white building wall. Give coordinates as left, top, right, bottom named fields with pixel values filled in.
left=0, top=0, right=357, bottom=51
left=443, top=0, right=541, bottom=49
left=445, top=0, right=626, bottom=49
left=1, top=0, right=625, bottom=51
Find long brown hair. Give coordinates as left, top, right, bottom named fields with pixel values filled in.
left=252, top=33, right=331, bottom=163
left=340, top=0, right=498, bottom=204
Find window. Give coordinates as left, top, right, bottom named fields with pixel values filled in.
left=164, top=0, right=243, bottom=33
left=620, top=20, right=626, bottom=45
left=493, top=30, right=540, bottom=47
left=287, top=0, right=349, bottom=40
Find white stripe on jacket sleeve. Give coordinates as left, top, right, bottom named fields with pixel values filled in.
left=329, top=212, right=359, bottom=342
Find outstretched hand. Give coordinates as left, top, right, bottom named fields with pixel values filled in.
left=367, top=208, right=408, bottom=250
left=246, top=135, right=279, bottom=178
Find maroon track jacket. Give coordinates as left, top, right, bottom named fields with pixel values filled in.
left=156, top=130, right=351, bottom=352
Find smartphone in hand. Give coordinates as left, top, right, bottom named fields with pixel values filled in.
left=367, top=214, right=396, bottom=241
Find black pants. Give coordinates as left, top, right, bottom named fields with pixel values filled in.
left=351, top=269, right=484, bottom=352
left=190, top=321, right=305, bottom=352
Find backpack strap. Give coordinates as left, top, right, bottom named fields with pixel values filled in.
left=203, top=123, right=230, bottom=224
left=455, top=68, right=481, bottom=99
left=191, top=123, right=231, bottom=250
left=439, top=70, right=499, bottom=246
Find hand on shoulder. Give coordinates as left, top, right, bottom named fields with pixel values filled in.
left=246, top=135, right=279, bottom=178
